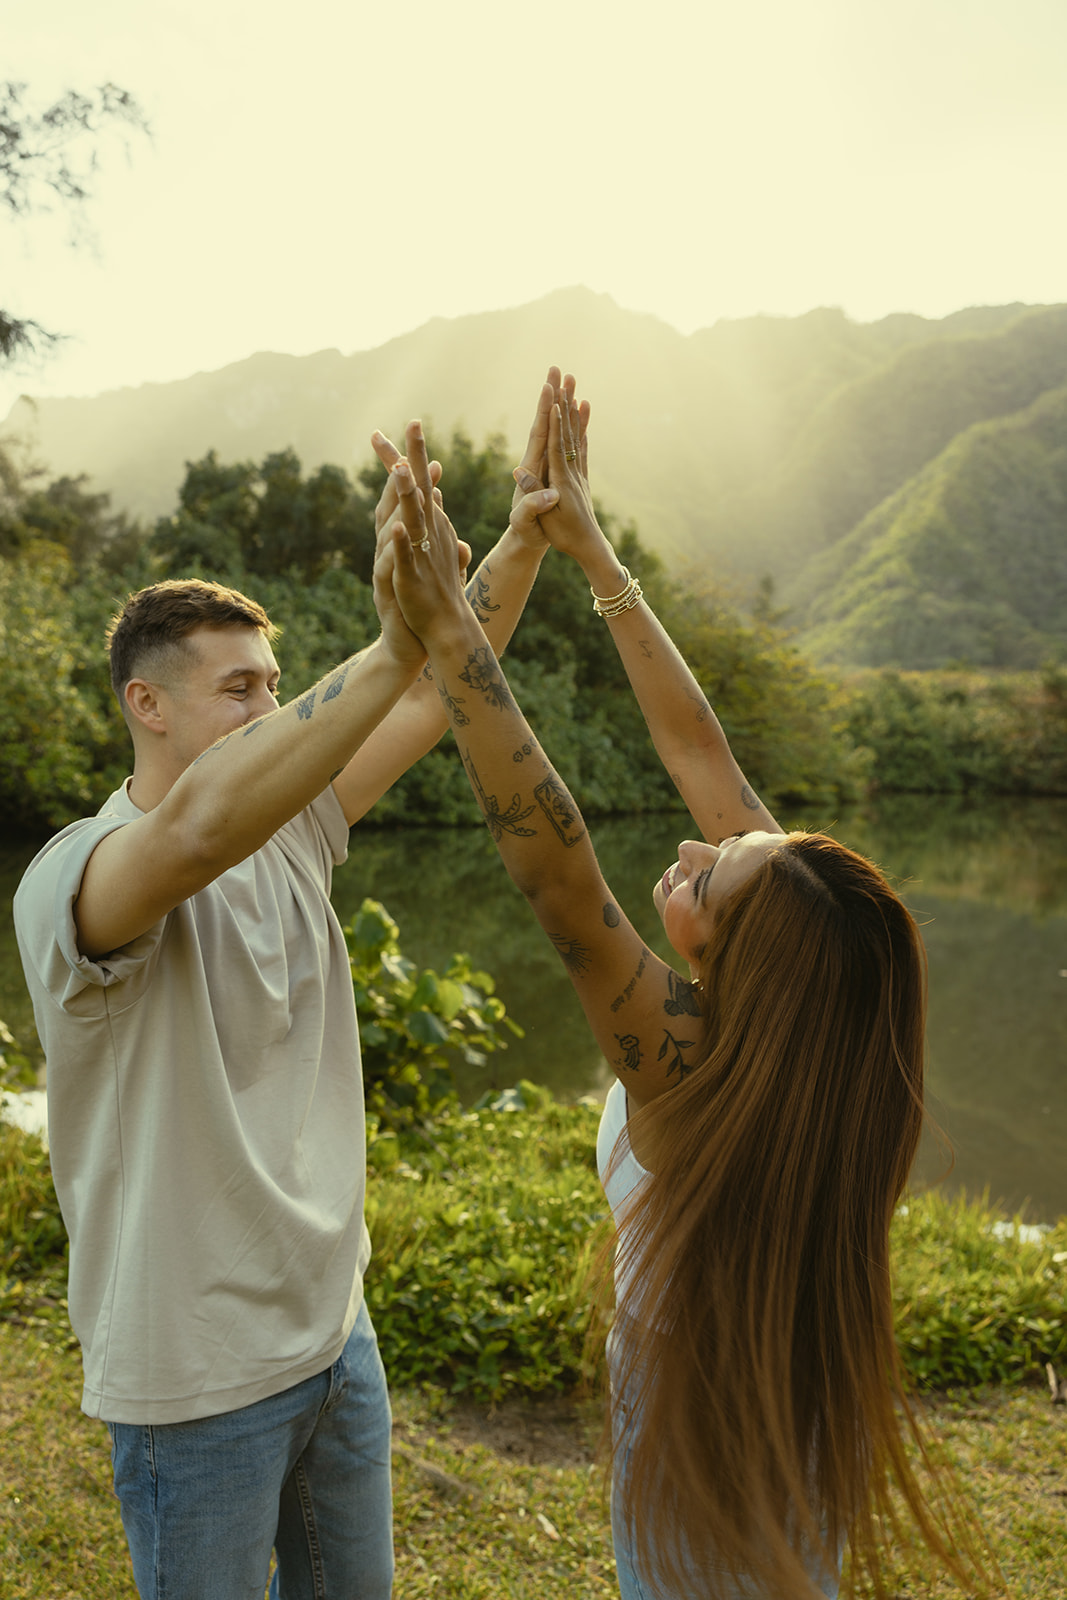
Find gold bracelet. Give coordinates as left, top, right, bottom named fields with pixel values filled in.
left=591, top=568, right=643, bottom=618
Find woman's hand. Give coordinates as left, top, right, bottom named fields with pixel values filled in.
left=513, top=372, right=609, bottom=571
left=506, top=370, right=560, bottom=551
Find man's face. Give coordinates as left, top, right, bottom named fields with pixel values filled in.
left=149, top=625, right=281, bottom=769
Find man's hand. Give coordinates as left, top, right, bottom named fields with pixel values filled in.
left=384, top=424, right=473, bottom=649
left=370, top=424, right=474, bottom=667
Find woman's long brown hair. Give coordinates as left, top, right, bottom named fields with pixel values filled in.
left=606, top=832, right=996, bottom=1599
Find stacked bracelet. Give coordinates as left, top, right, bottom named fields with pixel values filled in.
left=591, top=567, right=643, bottom=618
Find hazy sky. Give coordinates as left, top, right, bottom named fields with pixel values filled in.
left=3, top=0, right=1066, bottom=418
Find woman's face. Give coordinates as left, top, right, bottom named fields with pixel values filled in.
left=653, top=832, right=783, bottom=966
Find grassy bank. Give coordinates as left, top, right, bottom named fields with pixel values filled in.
left=3, top=1090, right=1067, bottom=1594
left=1, top=1324, right=1065, bottom=1598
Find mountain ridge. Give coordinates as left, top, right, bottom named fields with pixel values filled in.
left=4, top=286, right=1065, bottom=668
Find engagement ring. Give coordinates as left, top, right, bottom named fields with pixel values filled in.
left=418, top=537, right=431, bottom=553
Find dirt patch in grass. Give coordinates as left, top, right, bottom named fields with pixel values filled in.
left=419, top=1391, right=603, bottom=1468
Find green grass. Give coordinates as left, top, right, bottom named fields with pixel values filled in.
left=4, top=1091, right=1067, bottom=1594
left=2, top=1323, right=1066, bottom=1598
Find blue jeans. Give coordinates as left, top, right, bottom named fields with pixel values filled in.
left=107, top=1300, right=393, bottom=1600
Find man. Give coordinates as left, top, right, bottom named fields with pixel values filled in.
left=13, top=405, right=562, bottom=1599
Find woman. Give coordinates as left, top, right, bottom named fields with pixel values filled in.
left=373, top=374, right=991, bottom=1600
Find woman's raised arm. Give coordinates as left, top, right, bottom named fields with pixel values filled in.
left=520, top=378, right=782, bottom=847
left=379, top=421, right=704, bottom=1108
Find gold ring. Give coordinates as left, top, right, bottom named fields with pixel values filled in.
left=565, top=450, right=577, bottom=462
left=418, top=537, right=431, bottom=553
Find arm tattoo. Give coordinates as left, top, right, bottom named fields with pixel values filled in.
left=686, top=688, right=712, bottom=724
left=614, top=1033, right=642, bottom=1072
left=741, top=783, right=761, bottom=811
left=603, top=903, right=621, bottom=928
left=550, top=933, right=591, bottom=975
left=461, top=750, right=537, bottom=839
left=638, top=639, right=653, bottom=659
left=323, top=663, right=350, bottom=701
left=513, top=740, right=535, bottom=763
left=466, top=571, right=500, bottom=624
left=659, top=1029, right=697, bottom=1083
left=610, top=948, right=649, bottom=1013
left=440, top=689, right=470, bottom=727
left=294, top=688, right=317, bottom=721
left=193, top=732, right=231, bottom=765
left=421, top=662, right=435, bottom=683
left=459, top=646, right=514, bottom=711
left=242, top=717, right=266, bottom=738
left=664, top=970, right=702, bottom=1018
left=534, top=775, right=585, bottom=847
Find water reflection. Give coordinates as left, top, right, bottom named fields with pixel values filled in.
left=2, top=797, right=1065, bottom=1218
left=330, top=798, right=1067, bottom=1221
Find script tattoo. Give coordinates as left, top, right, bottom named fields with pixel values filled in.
left=659, top=1029, right=696, bottom=1083
left=466, top=571, right=500, bottom=624
left=610, top=948, right=649, bottom=1013
left=462, top=751, right=537, bottom=840
left=534, top=775, right=585, bottom=847
left=664, top=970, right=702, bottom=1018
left=551, top=933, right=591, bottom=975
left=459, top=646, right=513, bottom=711
left=741, top=783, right=761, bottom=811
left=639, top=639, right=653, bottom=659
left=323, top=664, right=350, bottom=702
left=603, top=903, right=621, bottom=928
left=614, top=1033, right=642, bottom=1072
left=294, top=688, right=317, bottom=721
left=242, top=718, right=266, bottom=738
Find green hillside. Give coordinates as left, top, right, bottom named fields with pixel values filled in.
left=722, top=303, right=1067, bottom=580
left=4, top=289, right=1066, bottom=668
left=796, top=384, right=1067, bottom=669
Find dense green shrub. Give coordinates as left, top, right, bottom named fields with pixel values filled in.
left=365, top=1082, right=606, bottom=1396
left=347, top=898, right=522, bottom=1130
left=3, top=1053, right=1065, bottom=1397
left=846, top=667, right=1067, bottom=795
left=893, top=1192, right=1067, bottom=1387
left=0, top=1120, right=68, bottom=1332
left=0, top=433, right=866, bottom=834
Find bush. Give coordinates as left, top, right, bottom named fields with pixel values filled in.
left=364, top=1081, right=606, bottom=1396
left=892, top=1191, right=1067, bottom=1388
left=845, top=667, right=1067, bottom=795
left=346, top=899, right=524, bottom=1130
left=0, top=1118, right=68, bottom=1334
left=4, top=1005, right=1065, bottom=1400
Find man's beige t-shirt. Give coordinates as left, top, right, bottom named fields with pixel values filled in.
left=14, top=781, right=370, bottom=1424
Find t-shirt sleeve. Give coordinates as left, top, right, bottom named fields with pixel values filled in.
left=13, top=819, right=169, bottom=1012
left=276, top=785, right=351, bottom=882
left=310, top=784, right=350, bottom=866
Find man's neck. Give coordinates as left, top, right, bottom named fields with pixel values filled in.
left=127, top=761, right=178, bottom=814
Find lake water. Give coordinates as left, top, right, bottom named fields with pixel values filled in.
left=3, top=795, right=1066, bottom=1220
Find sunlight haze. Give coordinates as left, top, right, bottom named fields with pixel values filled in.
left=3, top=0, right=1066, bottom=417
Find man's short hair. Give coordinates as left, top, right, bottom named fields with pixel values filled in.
left=106, top=579, right=279, bottom=703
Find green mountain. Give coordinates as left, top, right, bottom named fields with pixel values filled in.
left=732, top=303, right=1067, bottom=578
left=796, top=384, right=1067, bottom=669
left=3, top=287, right=1065, bottom=668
